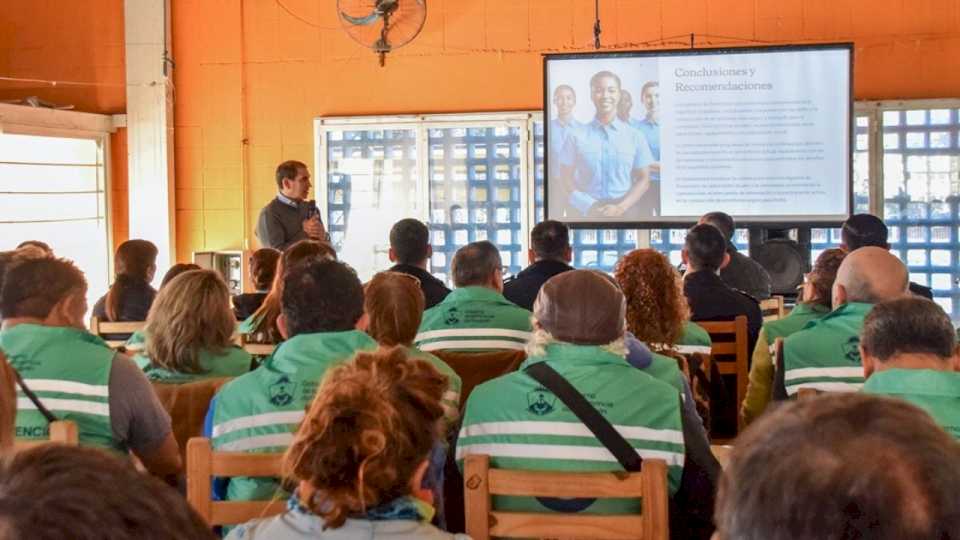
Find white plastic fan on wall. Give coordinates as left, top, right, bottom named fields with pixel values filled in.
left=337, top=0, right=427, bottom=66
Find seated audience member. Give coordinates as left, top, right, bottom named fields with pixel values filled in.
left=239, top=240, right=336, bottom=343
left=387, top=218, right=451, bottom=310
left=415, top=241, right=532, bottom=352
left=841, top=213, right=933, bottom=299
left=227, top=348, right=465, bottom=540
left=0, top=247, right=50, bottom=325
left=774, top=247, right=908, bottom=399
left=714, top=394, right=960, bottom=540
left=0, top=445, right=214, bottom=540
left=861, top=297, right=960, bottom=438
left=682, top=223, right=762, bottom=348
left=0, top=353, right=13, bottom=451
left=208, top=258, right=376, bottom=501
left=160, top=262, right=201, bottom=289
left=699, top=211, right=772, bottom=300
left=16, top=240, right=53, bottom=256
left=129, top=270, right=251, bottom=383
left=503, top=220, right=574, bottom=311
left=362, top=271, right=462, bottom=417
left=233, top=247, right=280, bottom=320
left=92, top=239, right=159, bottom=322
left=0, top=258, right=179, bottom=477
left=457, top=270, right=718, bottom=537
left=741, top=248, right=846, bottom=424
left=615, top=248, right=711, bottom=353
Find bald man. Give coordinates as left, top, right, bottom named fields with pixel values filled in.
left=773, top=247, right=908, bottom=399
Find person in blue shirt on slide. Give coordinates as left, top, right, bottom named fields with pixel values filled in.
left=635, top=81, right=661, bottom=181
left=549, top=84, right=582, bottom=163
left=558, top=71, right=657, bottom=219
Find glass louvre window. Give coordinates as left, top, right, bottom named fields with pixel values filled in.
left=324, top=128, right=420, bottom=282
left=428, top=126, right=524, bottom=280
left=881, top=107, right=960, bottom=318
left=0, top=133, right=110, bottom=310
left=532, top=120, right=638, bottom=271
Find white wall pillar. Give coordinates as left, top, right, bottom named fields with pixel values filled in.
left=125, top=0, right=175, bottom=279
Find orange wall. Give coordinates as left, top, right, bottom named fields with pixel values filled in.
left=172, top=0, right=960, bottom=262
left=0, top=0, right=126, bottom=113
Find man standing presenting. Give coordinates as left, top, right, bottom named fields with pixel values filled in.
left=255, top=160, right=327, bottom=250
left=558, top=71, right=656, bottom=219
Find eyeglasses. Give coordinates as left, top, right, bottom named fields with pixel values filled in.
left=380, top=271, right=421, bottom=287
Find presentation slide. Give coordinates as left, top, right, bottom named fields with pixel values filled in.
left=543, top=44, right=852, bottom=226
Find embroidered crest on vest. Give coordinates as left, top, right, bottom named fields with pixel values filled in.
left=444, top=307, right=460, bottom=325
left=269, top=376, right=297, bottom=406
left=843, top=336, right=861, bottom=363
left=527, top=387, right=557, bottom=416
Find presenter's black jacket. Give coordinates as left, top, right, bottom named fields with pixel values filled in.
left=255, top=197, right=323, bottom=250
left=719, top=243, right=772, bottom=301
left=502, top=259, right=574, bottom=311
left=909, top=281, right=934, bottom=300
left=388, top=263, right=451, bottom=310
left=684, top=269, right=763, bottom=354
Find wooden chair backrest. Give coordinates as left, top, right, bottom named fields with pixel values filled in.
left=12, top=420, right=79, bottom=452
left=432, top=350, right=526, bottom=410
left=797, top=388, right=819, bottom=400
left=697, top=315, right=749, bottom=432
left=89, top=317, right=145, bottom=348
left=152, top=378, right=231, bottom=461
left=239, top=334, right=277, bottom=357
left=463, top=454, right=669, bottom=540
left=186, top=437, right=286, bottom=526
left=759, top=295, right=786, bottom=322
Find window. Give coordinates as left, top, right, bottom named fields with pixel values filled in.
left=0, top=132, right=111, bottom=311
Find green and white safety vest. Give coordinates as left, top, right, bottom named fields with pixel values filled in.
left=210, top=330, right=376, bottom=501
left=781, top=302, right=873, bottom=396
left=674, top=321, right=713, bottom=355
left=1, top=324, right=121, bottom=451
left=863, top=368, right=960, bottom=440
left=133, top=346, right=252, bottom=384
left=404, top=346, right=462, bottom=421
left=415, top=287, right=532, bottom=352
left=457, top=342, right=685, bottom=514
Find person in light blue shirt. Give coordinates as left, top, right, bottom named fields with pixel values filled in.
left=548, top=84, right=583, bottom=163
left=558, top=71, right=656, bottom=219
left=635, top=81, right=661, bottom=181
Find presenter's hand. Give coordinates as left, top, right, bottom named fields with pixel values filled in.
left=302, top=218, right=324, bottom=239
left=597, top=203, right=628, bottom=218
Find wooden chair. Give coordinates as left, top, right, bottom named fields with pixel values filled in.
left=432, top=350, right=525, bottom=412
left=697, top=315, right=749, bottom=433
left=186, top=437, right=286, bottom=526
left=711, top=444, right=733, bottom=469
left=797, top=388, right=819, bottom=400
left=12, top=420, right=79, bottom=451
left=463, top=454, right=669, bottom=540
left=152, top=378, right=231, bottom=461
left=89, top=317, right=146, bottom=349
left=239, top=334, right=277, bottom=358
left=759, top=295, right=786, bottom=322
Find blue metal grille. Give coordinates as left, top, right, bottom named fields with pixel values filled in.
left=428, top=127, right=524, bottom=283
left=533, top=121, right=638, bottom=271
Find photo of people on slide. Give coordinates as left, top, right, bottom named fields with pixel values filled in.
left=549, top=66, right=661, bottom=220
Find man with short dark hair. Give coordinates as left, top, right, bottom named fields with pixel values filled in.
left=682, top=224, right=763, bottom=347
left=775, top=247, right=908, bottom=399
left=861, top=297, right=960, bottom=439
left=714, top=393, right=960, bottom=540
left=208, top=258, right=376, bottom=501
left=415, top=241, right=532, bottom=352
left=841, top=213, right=933, bottom=299
left=255, top=160, right=327, bottom=250
left=503, top=220, right=574, bottom=310
left=387, top=218, right=450, bottom=309
left=0, top=257, right=180, bottom=479
left=699, top=211, right=772, bottom=300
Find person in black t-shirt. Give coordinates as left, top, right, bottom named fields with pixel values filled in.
left=503, top=220, right=574, bottom=311
left=386, top=219, right=450, bottom=309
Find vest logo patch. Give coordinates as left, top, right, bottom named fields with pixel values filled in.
left=444, top=307, right=461, bottom=325
left=269, top=376, right=297, bottom=406
left=527, top=387, right=557, bottom=416
left=843, top=336, right=861, bottom=363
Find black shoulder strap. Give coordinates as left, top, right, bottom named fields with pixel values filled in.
left=12, top=368, right=59, bottom=423
left=524, top=362, right=642, bottom=472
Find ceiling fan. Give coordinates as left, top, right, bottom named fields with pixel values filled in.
left=338, top=0, right=427, bottom=66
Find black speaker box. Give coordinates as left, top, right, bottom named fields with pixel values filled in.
left=748, top=228, right=812, bottom=297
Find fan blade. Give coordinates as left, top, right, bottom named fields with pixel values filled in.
left=341, top=10, right=381, bottom=25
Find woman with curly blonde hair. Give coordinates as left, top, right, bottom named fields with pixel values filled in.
left=133, top=269, right=251, bottom=383
left=614, top=249, right=711, bottom=353
left=227, top=347, right=467, bottom=540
